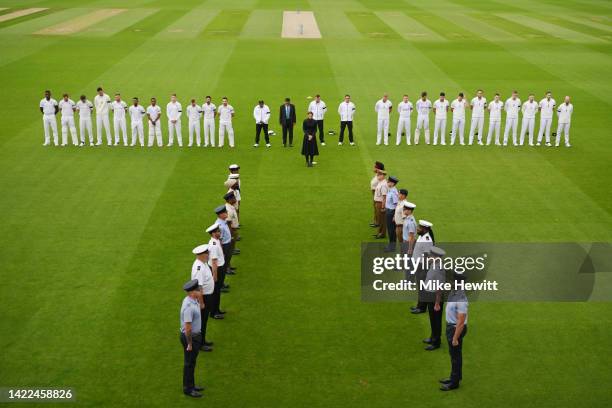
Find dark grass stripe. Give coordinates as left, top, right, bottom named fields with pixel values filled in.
left=200, top=9, right=251, bottom=38
left=113, top=8, right=190, bottom=38
left=406, top=11, right=479, bottom=41
left=0, top=7, right=56, bottom=29
left=473, top=13, right=560, bottom=41
left=345, top=11, right=400, bottom=39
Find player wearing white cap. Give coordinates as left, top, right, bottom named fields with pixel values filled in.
left=536, top=91, right=556, bottom=147
left=201, top=96, right=216, bottom=147
left=415, top=92, right=432, bottom=145
left=520, top=94, right=538, bottom=146
left=111, top=93, right=128, bottom=146
left=94, top=87, right=112, bottom=146
left=486, top=93, right=503, bottom=146
left=396, top=95, right=413, bottom=145
left=308, top=94, right=327, bottom=145
left=468, top=90, right=487, bottom=145
left=433, top=92, right=449, bottom=146
left=147, top=97, right=163, bottom=147
left=450, top=93, right=467, bottom=146
left=503, top=91, right=521, bottom=146
left=191, top=244, right=215, bottom=352
left=58, top=93, right=78, bottom=146
left=128, top=97, right=146, bottom=147
left=375, top=93, right=393, bottom=146
left=40, top=90, right=59, bottom=146
left=166, top=94, right=183, bottom=147
left=253, top=100, right=271, bottom=147
left=555, top=96, right=573, bottom=147
left=76, top=95, right=94, bottom=146
left=218, top=97, right=235, bottom=148
left=186, top=99, right=202, bottom=147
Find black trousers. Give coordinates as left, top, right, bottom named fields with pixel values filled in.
left=255, top=123, right=269, bottom=144
left=446, top=324, right=467, bottom=384
left=281, top=121, right=294, bottom=145
left=211, top=265, right=226, bottom=314
left=201, top=293, right=213, bottom=341
left=222, top=243, right=233, bottom=275
left=385, top=209, right=396, bottom=244
left=180, top=332, right=202, bottom=392
left=316, top=120, right=324, bottom=142
left=426, top=301, right=444, bottom=345
left=339, top=121, right=353, bottom=142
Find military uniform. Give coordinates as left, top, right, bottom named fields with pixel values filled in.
left=180, top=279, right=204, bottom=398
left=384, top=177, right=399, bottom=250
left=191, top=244, right=215, bottom=350
left=206, top=223, right=225, bottom=319
left=441, top=285, right=468, bottom=391
left=422, top=245, right=445, bottom=350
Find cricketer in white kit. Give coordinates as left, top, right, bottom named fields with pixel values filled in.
left=58, top=94, right=78, bottom=146
left=128, top=97, right=146, bottom=147
left=40, top=90, right=58, bottom=146
left=166, top=94, right=183, bottom=147
left=202, top=96, right=216, bottom=147
left=94, top=87, right=112, bottom=146
left=520, top=94, right=538, bottom=146
left=468, top=90, right=487, bottom=145
left=503, top=91, right=521, bottom=146
left=537, top=91, right=556, bottom=146
left=76, top=95, right=94, bottom=146
left=218, top=97, right=235, bottom=148
left=147, top=97, right=163, bottom=147
left=556, top=96, right=573, bottom=147
left=111, top=94, right=128, bottom=146
left=486, top=93, right=503, bottom=146
left=396, top=95, right=413, bottom=145
left=433, top=92, right=449, bottom=145
left=450, top=93, right=467, bottom=145
left=375, top=94, right=392, bottom=145
left=415, top=92, right=432, bottom=144
left=187, top=99, right=202, bottom=147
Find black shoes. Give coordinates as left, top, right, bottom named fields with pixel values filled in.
left=440, top=383, right=459, bottom=391
left=201, top=344, right=213, bottom=352
left=439, top=378, right=452, bottom=384
left=226, top=269, right=236, bottom=275
left=204, top=341, right=214, bottom=347
left=184, top=390, right=202, bottom=398
left=425, top=344, right=440, bottom=351
left=411, top=308, right=425, bottom=314
left=422, top=338, right=432, bottom=344
left=369, top=223, right=379, bottom=227
left=212, top=314, right=224, bottom=319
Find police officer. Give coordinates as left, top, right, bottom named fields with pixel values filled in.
left=215, top=205, right=233, bottom=291
left=191, top=244, right=215, bottom=352
left=224, top=192, right=239, bottom=274
left=206, top=223, right=225, bottom=319
left=384, top=176, right=399, bottom=251
left=411, top=220, right=434, bottom=314
left=440, top=271, right=469, bottom=391
left=180, top=279, right=205, bottom=398
left=401, top=202, right=417, bottom=255
left=423, top=246, right=445, bottom=351
left=394, top=189, right=408, bottom=244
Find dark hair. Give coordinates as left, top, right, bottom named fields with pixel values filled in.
left=495, top=93, right=500, bottom=96
left=374, top=161, right=385, bottom=170
left=45, top=90, right=51, bottom=94
left=458, top=92, right=464, bottom=97
left=477, top=89, right=483, bottom=92
left=191, top=98, right=196, bottom=102
left=97, top=87, right=103, bottom=92
left=285, top=97, right=290, bottom=102
left=206, top=95, right=211, bottom=99
left=258, top=100, right=264, bottom=104
left=421, top=91, right=427, bottom=97
left=115, top=93, right=120, bottom=96
left=315, top=94, right=320, bottom=97
left=62, top=93, right=68, bottom=97
left=133, top=97, right=138, bottom=101
left=440, top=92, right=445, bottom=96
left=222, top=96, right=228, bottom=100
left=80, top=95, right=86, bottom=100
left=345, top=94, right=350, bottom=98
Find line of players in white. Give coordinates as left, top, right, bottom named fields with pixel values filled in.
left=374, top=90, right=574, bottom=147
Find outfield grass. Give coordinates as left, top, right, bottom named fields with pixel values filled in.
left=0, top=0, right=611, bottom=407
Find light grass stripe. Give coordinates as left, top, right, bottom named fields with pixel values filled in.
left=312, top=10, right=361, bottom=39
left=440, top=12, right=525, bottom=42
left=558, top=13, right=612, bottom=33
left=35, top=8, right=127, bottom=35
left=497, top=13, right=607, bottom=43
left=376, top=11, right=447, bottom=42
left=0, top=7, right=47, bottom=23
left=0, top=8, right=87, bottom=34
left=76, top=8, right=158, bottom=38
left=241, top=9, right=281, bottom=39
left=154, top=8, right=219, bottom=39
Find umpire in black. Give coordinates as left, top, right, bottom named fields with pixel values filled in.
left=180, top=279, right=204, bottom=398
left=279, top=97, right=296, bottom=147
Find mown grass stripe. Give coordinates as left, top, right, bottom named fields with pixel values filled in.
left=375, top=11, right=447, bottom=42
left=499, top=13, right=607, bottom=43
left=200, top=9, right=251, bottom=38
left=113, top=8, right=189, bottom=38
left=0, top=7, right=54, bottom=30
left=345, top=11, right=400, bottom=39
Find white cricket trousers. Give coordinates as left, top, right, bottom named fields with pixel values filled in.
left=414, top=115, right=430, bottom=144
left=148, top=120, right=163, bottom=146
left=396, top=117, right=411, bottom=145
left=556, top=122, right=571, bottom=146
left=189, top=120, right=201, bottom=146
left=203, top=119, right=215, bottom=146
left=96, top=114, right=112, bottom=145
left=114, top=117, right=128, bottom=145
left=433, top=118, right=447, bottom=145
left=131, top=122, right=144, bottom=146
left=537, top=117, right=553, bottom=144
left=80, top=117, right=93, bottom=144
left=520, top=117, right=535, bottom=145
left=486, top=120, right=501, bottom=145
left=468, top=116, right=484, bottom=144
left=219, top=121, right=234, bottom=147
left=168, top=120, right=183, bottom=146
left=376, top=118, right=389, bottom=145
left=43, top=114, right=58, bottom=145
left=503, top=117, right=518, bottom=146
left=450, top=118, right=465, bottom=145
left=61, top=116, right=78, bottom=146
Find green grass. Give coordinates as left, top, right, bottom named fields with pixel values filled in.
left=0, top=0, right=611, bottom=407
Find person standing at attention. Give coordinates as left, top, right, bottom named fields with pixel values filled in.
left=279, top=97, right=296, bottom=147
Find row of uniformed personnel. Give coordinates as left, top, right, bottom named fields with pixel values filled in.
left=179, top=164, right=242, bottom=398
left=369, top=160, right=469, bottom=391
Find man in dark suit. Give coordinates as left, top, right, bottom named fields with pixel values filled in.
left=279, top=97, right=296, bottom=147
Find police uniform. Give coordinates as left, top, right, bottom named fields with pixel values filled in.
left=422, top=245, right=445, bottom=350
left=384, top=177, right=399, bottom=249
left=394, top=189, right=408, bottom=243
left=40, top=97, right=59, bottom=146
left=441, top=283, right=468, bottom=391
left=468, top=96, right=487, bottom=145
left=180, top=279, right=204, bottom=397
left=191, top=245, right=215, bottom=350
left=206, top=223, right=225, bottom=319
left=410, top=221, right=433, bottom=314
left=401, top=203, right=417, bottom=251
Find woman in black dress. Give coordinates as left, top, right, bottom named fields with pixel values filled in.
left=301, top=111, right=319, bottom=167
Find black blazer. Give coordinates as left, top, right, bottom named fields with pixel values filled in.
left=279, top=104, right=296, bottom=125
